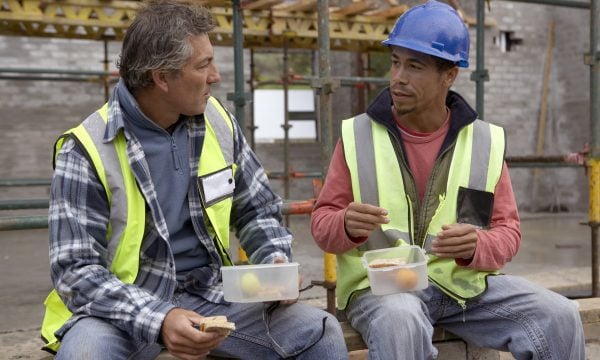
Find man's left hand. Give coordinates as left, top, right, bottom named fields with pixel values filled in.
left=273, top=257, right=300, bottom=305
left=431, top=223, right=479, bottom=260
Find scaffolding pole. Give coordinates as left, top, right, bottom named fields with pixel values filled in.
left=472, top=0, right=489, bottom=118
left=589, top=0, right=600, bottom=296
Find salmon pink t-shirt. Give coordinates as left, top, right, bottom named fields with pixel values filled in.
left=397, top=111, right=450, bottom=200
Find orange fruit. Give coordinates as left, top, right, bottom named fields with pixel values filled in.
left=395, top=268, right=418, bottom=290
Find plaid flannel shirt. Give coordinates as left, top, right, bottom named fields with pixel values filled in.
left=49, top=90, right=292, bottom=344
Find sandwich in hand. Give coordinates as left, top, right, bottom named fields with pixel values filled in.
left=195, top=316, right=236, bottom=336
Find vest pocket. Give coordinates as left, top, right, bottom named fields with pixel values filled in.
left=456, top=186, right=494, bottom=228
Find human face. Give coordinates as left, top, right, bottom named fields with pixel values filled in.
left=164, top=34, right=221, bottom=116
left=389, top=47, right=455, bottom=120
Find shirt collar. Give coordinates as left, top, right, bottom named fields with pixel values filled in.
left=104, top=79, right=130, bottom=143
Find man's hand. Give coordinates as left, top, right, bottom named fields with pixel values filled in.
left=344, top=202, right=389, bottom=239
left=161, top=308, right=227, bottom=360
left=273, top=257, right=299, bottom=305
left=431, top=223, right=479, bottom=259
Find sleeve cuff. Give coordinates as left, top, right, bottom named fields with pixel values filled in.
left=133, top=299, right=177, bottom=344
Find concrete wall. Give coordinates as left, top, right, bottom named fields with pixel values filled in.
left=0, top=0, right=592, bottom=212
left=453, top=2, right=590, bottom=212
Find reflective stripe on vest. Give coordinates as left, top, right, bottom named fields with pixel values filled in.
left=41, top=97, right=235, bottom=353
left=201, top=97, right=236, bottom=263
left=337, top=115, right=505, bottom=309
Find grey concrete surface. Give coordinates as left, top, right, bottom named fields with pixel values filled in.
left=0, top=212, right=597, bottom=359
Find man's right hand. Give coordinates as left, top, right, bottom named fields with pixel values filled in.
left=344, top=202, right=390, bottom=239
left=161, top=308, right=227, bottom=360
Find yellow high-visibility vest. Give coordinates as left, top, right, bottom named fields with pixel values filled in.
left=41, top=97, right=236, bottom=353
left=337, top=114, right=505, bottom=310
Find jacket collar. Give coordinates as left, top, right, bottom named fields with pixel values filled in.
left=104, top=81, right=129, bottom=144
left=365, top=88, right=479, bottom=153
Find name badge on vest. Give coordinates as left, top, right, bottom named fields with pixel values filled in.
left=198, top=166, right=235, bottom=207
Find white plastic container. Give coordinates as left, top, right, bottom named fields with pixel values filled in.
left=221, top=263, right=299, bottom=302
left=362, top=246, right=428, bottom=295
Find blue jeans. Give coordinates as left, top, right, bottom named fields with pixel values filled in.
left=345, top=275, right=584, bottom=360
left=56, top=291, right=348, bottom=359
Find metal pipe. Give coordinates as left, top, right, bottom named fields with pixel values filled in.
left=496, top=0, right=590, bottom=8
left=507, top=162, right=583, bottom=168
left=471, top=0, right=489, bottom=119
left=249, top=49, right=257, bottom=150
left=317, top=0, right=337, bottom=315
left=0, top=216, right=48, bottom=231
left=591, top=0, right=599, bottom=158
left=593, top=224, right=599, bottom=296
left=266, top=171, right=322, bottom=179
left=506, top=154, right=586, bottom=167
left=590, top=0, right=599, bottom=295
left=0, top=178, right=51, bottom=187
left=591, top=159, right=600, bottom=296
left=283, top=38, right=291, bottom=224
left=0, top=75, right=107, bottom=82
left=232, top=0, right=247, bottom=137
left=103, top=39, right=110, bottom=102
left=0, top=67, right=118, bottom=76
left=0, top=199, right=48, bottom=211
left=292, top=75, right=389, bottom=86
left=281, top=200, right=316, bottom=215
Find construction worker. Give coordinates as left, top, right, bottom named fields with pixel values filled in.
left=311, top=1, right=584, bottom=359
left=42, top=1, right=348, bottom=359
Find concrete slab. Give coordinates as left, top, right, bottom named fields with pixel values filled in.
left=0, top=212, right=595, bottom=358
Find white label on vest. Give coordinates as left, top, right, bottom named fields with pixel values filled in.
left=199, top=166, right=235, bottom=207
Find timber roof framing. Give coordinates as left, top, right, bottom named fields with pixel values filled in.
left=0, top=0, right=490, bottom=52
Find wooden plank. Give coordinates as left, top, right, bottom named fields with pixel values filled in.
left=363, top=5, right=407, bottom=20
left=241, top=0, right=284, bottom=10
left=273, top=0, right=317, bottom=12
left=332, top=1, right=377, bottom=17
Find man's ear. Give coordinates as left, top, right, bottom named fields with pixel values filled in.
left=444, top=67, right=459, bottom=88
left=150, top=69, right=169, bottom=92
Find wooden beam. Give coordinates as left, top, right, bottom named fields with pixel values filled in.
left=273, top=0, right=317, bottom=12
left=332, top=1, right=377, bottom=17
left=241, top=0, right=284, bottom=11
left=364, top=5, right=408, bottom=20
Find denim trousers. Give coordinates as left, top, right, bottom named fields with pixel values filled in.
left=345, top=274, right=585, bottom=360
left=56, top=291, right=348, bottom=360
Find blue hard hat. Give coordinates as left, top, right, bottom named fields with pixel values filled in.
left=382, top=0, right=470, bottom=68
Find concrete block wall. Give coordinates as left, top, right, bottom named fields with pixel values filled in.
left=452, top=2, right=590, bottom=212
left=0, top=1, right=592, bottom=212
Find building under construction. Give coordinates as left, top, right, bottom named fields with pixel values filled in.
left=0, top=0, right=598, bottom=358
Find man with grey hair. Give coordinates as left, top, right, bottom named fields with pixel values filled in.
left=42, top=1, right=348, bottom=359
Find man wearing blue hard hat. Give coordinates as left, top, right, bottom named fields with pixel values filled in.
left=311, top=0, right=585, bottom=358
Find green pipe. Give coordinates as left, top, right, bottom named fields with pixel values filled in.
left=0, top=216, right=48, bottom=231
left=0, top=199, right=49, bottom=210
left=471, top=0, right=489, bottom=119
left=317, top=0, right=333, bottom=179
left=232, top=0, right=246, bottom=135
left=0, top=75, right=105, bottom=82
left=0, top=67, right=117, bottom=76
left=0, top=178, right=51, bottom=187
left=292, top=75, right=389, bottom=86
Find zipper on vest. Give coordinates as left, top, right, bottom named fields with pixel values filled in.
left=417, top=139, right=457, bottom=247
left=428, top=276, right=468, bottom=313
left=388, top=130, right=417, bottom=245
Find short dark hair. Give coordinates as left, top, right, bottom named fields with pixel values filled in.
left=432, top=56, right=458, bottom=73
left=117, top=0, right=216, bottom=92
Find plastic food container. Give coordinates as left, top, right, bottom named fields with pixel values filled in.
left=362, top=246, right=428, bottom=295
left=221, top=263, right=299, bottom=302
